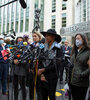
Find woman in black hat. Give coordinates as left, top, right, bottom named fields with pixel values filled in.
left=37, top=29, right=63, bottom=100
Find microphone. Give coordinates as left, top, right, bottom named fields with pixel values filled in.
left=18, top=42, right=28, bottom=48
left=13, top=31, right=16, bottom=36
left=23, top=42, right=28, bottom=46
left=39, top=43, right=44, bottom=49
left=39, top=38, right=45, bottom=44
left=10, top=35, right=15, bottom=39
left=19, top=0, right=27, bottom=9
left=12, top=42, right=26, bottom=48
left=38, top=38, right=45, bottom=49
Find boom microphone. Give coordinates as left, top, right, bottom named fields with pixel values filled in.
left=19, top=0, right=27, bottom=9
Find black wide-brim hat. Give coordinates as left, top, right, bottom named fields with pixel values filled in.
left=41, top=29, right=61, bottom=43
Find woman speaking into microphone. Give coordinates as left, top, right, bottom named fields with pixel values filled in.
left=38, top=29, right=63, bottom=100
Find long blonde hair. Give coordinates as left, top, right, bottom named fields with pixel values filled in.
left=33, top=32, right=43, bottom=41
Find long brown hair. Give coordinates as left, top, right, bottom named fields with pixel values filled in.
left=16, top=37, right=24, bottom=44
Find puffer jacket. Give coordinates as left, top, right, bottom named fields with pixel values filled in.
left=71, top=47, right=90, bottom=87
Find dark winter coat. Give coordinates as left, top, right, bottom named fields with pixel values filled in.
left=42, top=42, right=64, bottom=80
left=71, top=47, right=90, bottom=87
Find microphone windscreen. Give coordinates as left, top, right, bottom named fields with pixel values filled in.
left=19, top=0, right=27, bottom=9
left=23, top=42, right=27, bottom=46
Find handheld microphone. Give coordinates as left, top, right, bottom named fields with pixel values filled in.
left=19, top=0, right=27, bottom=9
left=39, top=43, right=44, bottom=49
left=38, top=38, right=45, bottom=49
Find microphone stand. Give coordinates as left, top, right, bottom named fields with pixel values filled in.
left=0, top=0, right=17, bottom=8
left=33, top=58, right=39, bottom=100
left=29, top=46, right=40, bottom=100
left=24, top=46, right=41, bottom=100
left=31, top=8, right=41, bottom=100
left=15, top=43, right=63, bottom=100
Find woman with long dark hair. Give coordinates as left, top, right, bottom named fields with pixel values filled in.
left=70, top=33, right=90, bottom=100
left=13, top=37, right=26, bottom=100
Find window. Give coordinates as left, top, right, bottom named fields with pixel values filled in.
left=0, top=7, right=1, bottom=24
left=83, top=0, right=86, bottom=21
left=15, top=21, right=18, bottom=32
left=62, top=1, right=67, bottom=10
left=7, top=23, right=9, bottom=32
left=35, top=0, right=38, bottom=9
left=25, top=0, right=29, bottom=19
left=0, top=0, right=2, bottom=33
left=16, top=2, right=19, bottom=21
left=7, top=4, right=9, bottom=23
left=26, top=7, right=29, bottom=19
left=11, top=22, right=14, bottom=30
left=25, top=19, right=29, bottom=32
left=62, top=13, right=66, bottom=27
left=20, top=20, right=23, bottom=32
left=40, top=0, right=44, bottom=31
left=87, top=33, right=90, bottom=42
left=20, top=8, right=24, bottom=20
left=51, top=15, right=56, bottom=29
left=87, top=0, right=90, bottom=20
left=52, top=0, right=56, bottom=12
left=3, top=24, right=5, bottom=32
left=0, top=24, right=1, bottom=33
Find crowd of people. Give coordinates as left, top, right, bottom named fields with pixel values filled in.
left=0, top=29, right=90, bottom=100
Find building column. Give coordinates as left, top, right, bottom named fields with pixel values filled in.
left=14, top=2, right=16, bottom=32
left=29, top=0, right=34, bottom=34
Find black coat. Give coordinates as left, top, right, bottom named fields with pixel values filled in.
left=42, top=45, right=64, bottom=80
left=71, top=47, right=90, bottom=87
left=12, top=51, right=27, bottom=76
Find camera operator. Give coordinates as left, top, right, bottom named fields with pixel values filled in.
left=0, top=35, right=10, bottom=95
left=13, top=36, right=26, bottom=100
left=37, top=29, right=63, bottom=100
